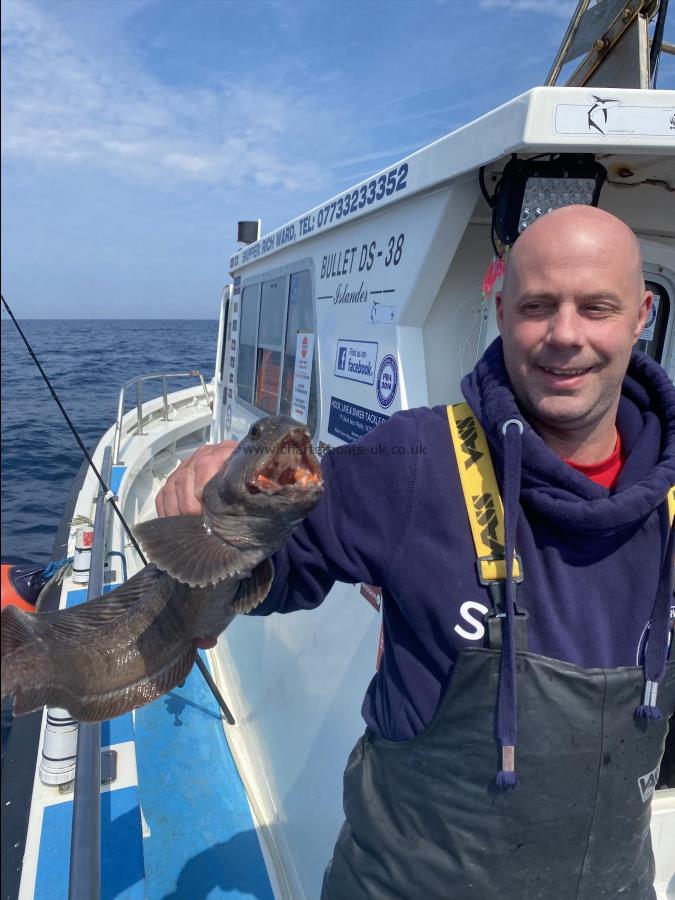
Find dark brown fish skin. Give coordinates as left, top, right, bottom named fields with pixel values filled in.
left=1, top=416, right=323, bottom=722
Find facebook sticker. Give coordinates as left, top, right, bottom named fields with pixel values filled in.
left=334, top=339, right=378, bottom=386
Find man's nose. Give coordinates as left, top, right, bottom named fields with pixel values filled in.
left=547, top=305, right=584, bottom=349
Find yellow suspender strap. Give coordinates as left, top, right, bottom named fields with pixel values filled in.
left=448, top=403, right=673, bottom=578
left=447, top=402, right=522, bottom=584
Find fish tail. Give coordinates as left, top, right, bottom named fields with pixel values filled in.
left=1, top=567, right=201, bottom=722
left=1, top=604, right=36, bottom=656
left=1, top=605, right=57, bottom=714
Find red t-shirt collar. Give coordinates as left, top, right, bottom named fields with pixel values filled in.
left=564, top=433, right=624, bottom=489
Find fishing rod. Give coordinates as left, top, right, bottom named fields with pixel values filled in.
left=1, top=293, right=235, bottom=725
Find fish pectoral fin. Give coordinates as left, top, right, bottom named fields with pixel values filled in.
left=233, top=558, right=274, bottom=614
left=134, top=516, right=248, bottom=588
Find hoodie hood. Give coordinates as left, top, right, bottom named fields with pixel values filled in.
left=462, top=338, right=675, bottom=533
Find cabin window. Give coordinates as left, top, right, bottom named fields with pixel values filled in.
left=254, top=278, right=286, bottom=414
left=236, top=267, right=318, bottom=433
left=237, top=284, right=260, bottom=405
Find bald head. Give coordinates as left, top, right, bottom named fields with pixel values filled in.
left=495, top=204, right=652, bottom=462
left=502, top=205, right=645, bottom=303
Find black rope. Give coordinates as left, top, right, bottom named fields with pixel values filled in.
left=1, top=293, right=235, bottom=724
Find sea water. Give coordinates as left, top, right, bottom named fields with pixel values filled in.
left=1, top=319, right=218, bottom=565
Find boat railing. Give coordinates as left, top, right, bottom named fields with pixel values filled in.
left=112, top=371, right=211, bottom=465
left=68, top=445, right=111, bottom=900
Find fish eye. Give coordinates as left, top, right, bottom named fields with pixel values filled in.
left=249, top=424, right=261, bottom=440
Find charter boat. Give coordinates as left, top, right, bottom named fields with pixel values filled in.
left=2, top=2, right=674, bottom=897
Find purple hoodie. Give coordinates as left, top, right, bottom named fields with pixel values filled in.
left=252, top=340, right=675, bottom=741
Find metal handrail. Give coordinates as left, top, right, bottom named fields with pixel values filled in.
left=545, top=0, right=590, bottom=85
left=68, top=445, right=112, bottom=900
left=112, top=371, right=211, bottom=465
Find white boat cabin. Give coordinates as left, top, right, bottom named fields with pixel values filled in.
left=206, top=85, right=675, bottom=897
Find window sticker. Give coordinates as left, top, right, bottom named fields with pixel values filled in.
left=376, top=355, right=398, bottom=409
left=290, top=333, right=315, bottom=425
left=327, top=396, right=388, bottom=443
left=360, top=583, right=382, bottom=611
left=555, top=100, right=675, bottom=137
left=334, top=339, right=378, bottom=385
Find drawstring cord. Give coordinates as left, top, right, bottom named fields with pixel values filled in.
left=636, top=511, right=674, bottom=720
left=496, top=418, right=524, bottom=787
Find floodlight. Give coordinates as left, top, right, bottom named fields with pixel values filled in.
left=491, top=155, right=607, bottom=247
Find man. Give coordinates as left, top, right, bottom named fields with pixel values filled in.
left=157, top=206, right=675, bottom=899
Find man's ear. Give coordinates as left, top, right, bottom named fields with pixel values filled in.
left=634, top=290, right=653, bottom=343
left=495, top=292, right=504, bottom=334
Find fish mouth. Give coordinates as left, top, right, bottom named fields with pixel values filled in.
left=248, top=429, right=323, bottom=495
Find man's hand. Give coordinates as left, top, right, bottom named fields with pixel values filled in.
left=155, top=441, right=238, bottom=517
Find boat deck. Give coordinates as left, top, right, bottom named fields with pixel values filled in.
left=135, top=654, right=274, bottom=900
left=14, top=388, right=275, bottom=899
left=21, top=601, right=272, bottom=899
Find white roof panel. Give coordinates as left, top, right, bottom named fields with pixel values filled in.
left=230, top=86, right=675, bottom=272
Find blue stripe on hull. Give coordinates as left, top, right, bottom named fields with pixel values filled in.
left=134, top=653, right=274, bottom=900
left=110, top=466, right=126, bottom=496
left=34, top=786, right=145, bottom=900
left=101, top=714, right=135, bottom=750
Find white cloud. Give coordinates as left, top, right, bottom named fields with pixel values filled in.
left=0, top=0, right=333, bottom=193
left=1, top=0, right=583, bottom=213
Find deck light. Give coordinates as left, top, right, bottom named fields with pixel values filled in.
left=490, top=155, right=607, bottom=248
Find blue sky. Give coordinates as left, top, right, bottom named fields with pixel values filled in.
left=2, top=0, right=673, bottom=319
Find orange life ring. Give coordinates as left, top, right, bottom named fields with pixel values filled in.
left=1, top=564, right=38, bottom=614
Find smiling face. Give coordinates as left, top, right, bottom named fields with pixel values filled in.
left=496, top=206, right=652, bottom=459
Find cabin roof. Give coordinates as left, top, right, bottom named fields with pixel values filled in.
left=229, top=85, right=675, bottom=274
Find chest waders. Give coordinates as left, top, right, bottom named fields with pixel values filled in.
left=321, top=404, right=675, bottom=900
